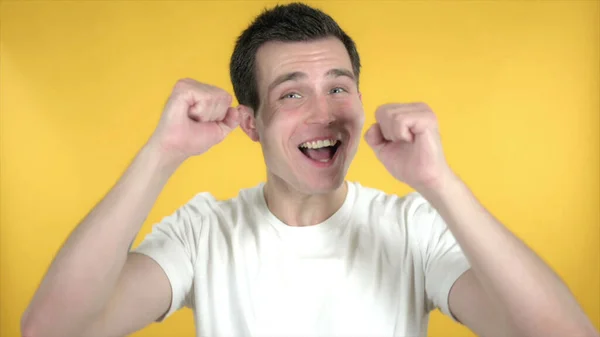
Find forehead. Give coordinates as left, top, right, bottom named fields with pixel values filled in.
left=255, top=37, right=354, bottom=86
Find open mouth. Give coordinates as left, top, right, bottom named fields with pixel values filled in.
left=298, top=139, right=341, bottom=163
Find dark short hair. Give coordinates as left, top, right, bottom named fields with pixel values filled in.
left=229, top=2, right=361, bottom=115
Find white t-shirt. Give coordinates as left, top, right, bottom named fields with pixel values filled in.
left=134, top=181, right=471, bottom=337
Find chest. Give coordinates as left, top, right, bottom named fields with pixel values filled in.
left=244, top=251, right=401, bottom=336
left=194, top=225, right=425, bottom=337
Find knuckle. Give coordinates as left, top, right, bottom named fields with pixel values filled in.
left=392, top=112, right=404, bottom=123
left=375, top=105, right=391, bottom=118
left=173, top=78, right=192, bottom=92
left=219, top=92, right=232, bottom=105
left=203, top=85, right=228, bottom=102
left=428, top=112, right=437, bottom=122
left=418, top=102, right=431, bottom=109
left=213, top=88, right=232, bottom=102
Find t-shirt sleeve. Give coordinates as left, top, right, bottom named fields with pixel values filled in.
left=132, top=194, right=209, bottom=321
left=407, top=193, right=471, bottom=321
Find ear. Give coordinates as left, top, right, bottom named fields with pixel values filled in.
left=238, top=105, right=260, bottom=142
left=358, top=92, right=362, bottom=102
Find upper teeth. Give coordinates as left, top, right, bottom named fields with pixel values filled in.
left=299, top=139, right=338, bottom=149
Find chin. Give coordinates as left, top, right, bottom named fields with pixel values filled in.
left=295, top=173, right=346, bottom=195
left=265, top=143, right=356, bottom=195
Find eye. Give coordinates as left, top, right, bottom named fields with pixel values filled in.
left=330, top=87, right=347, bottom=94
left=281, top=92, right=302, bottom=99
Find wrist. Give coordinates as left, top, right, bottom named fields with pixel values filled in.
left=139, top=141, right=184, bottom=177
left=417, top=169, right=464, bottom=204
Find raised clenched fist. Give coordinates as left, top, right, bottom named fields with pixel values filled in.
left=364, top=102, right=452, bottom=192
left=148, top=78, right=240, bottom=164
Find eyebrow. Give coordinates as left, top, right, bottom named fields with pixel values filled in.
left=325, top=68, right=355, bottom=82
left=267, top=68, right=356, bottom=93
left=268, top=71, right=307, bottom=92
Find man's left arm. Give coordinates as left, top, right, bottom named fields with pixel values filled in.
left=422, top=173, right=597, bottom=337
left=364, top=102, right=598, bottom=337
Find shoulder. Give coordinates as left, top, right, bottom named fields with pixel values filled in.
left=350, top=181, right=433, bottom=221
left=178, top=183, right=263, bottom=226
left=349, top=181, right=444, bottom=248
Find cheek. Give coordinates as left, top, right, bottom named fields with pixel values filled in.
left=260, top=108, right=299, bottom=150
left=335, top=98, right=365, bottom=128
left=277, top=99, right=310, bottom=117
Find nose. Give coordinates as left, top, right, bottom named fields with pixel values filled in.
left=305, top=95, right=334, bottom=125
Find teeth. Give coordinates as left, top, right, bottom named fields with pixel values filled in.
left=299, top=139, right=338, bottom=149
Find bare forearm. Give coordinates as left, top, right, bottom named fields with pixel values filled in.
left=22, top=144, right=180, bottom=337
left=422, top=174, right=597, bottom=337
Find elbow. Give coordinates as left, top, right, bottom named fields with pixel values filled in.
left=21, top=298, right=54, bottom=337
left=553, top=325, right=599, bottom=337
left=21, top=310, right=38, bottom=337
left=559, top=313, right=599, bottom=337
left=576, top=323, right=600, bottom=337
left=20, top=307, right=60, bottom=337
left=526, top=319, right=599, bottom=337
left=20, top=304, right=95, bottom=337
left=21, top=310, right=51, bottom=337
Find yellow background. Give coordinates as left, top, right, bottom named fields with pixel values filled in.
left=1, top=0, right=598, bottom=336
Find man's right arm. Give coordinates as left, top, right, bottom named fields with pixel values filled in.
left=21, top=79, right=241, bottom=337
left=80, top=252, right=174, bottom=337
left=21, top=144, right=179, bottom=337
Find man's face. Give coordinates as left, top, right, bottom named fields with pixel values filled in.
left=246, top=37, right=365, bottom=194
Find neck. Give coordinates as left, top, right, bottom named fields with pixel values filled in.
left=263, top=176, right=348, bottom=227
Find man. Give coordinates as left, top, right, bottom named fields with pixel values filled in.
left=21, top=3, right=597, bottom=337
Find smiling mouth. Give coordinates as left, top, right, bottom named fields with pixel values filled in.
left=298, top=139, right=341, bottom=163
